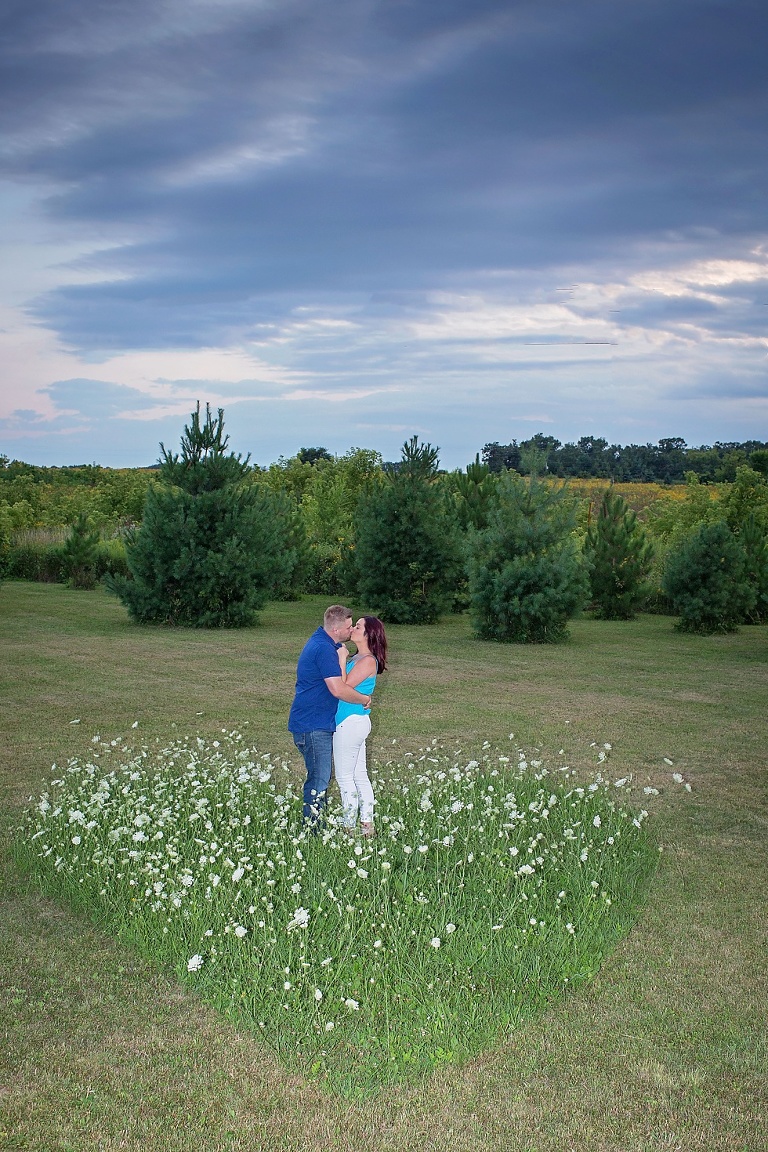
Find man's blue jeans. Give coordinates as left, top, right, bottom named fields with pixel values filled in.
left=292, top=729, right=334, bottom=825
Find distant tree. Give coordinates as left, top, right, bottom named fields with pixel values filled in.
left=297, top=446, right=333, bottom=466
left=61, top=513, right=101, bottom=590
left=353, top=437, right=463, bottom=624
left=750, top=449, right=768, bottom=477
left=519, top=434, right=560, bottom=476
left=469, top=473, right=588, bottom=643
left=654, top=438, right=688, bottom=484
left=108, top=404, right=296, bottom=626
left=662, top=521, right=754, bottom=634
left=482, top=441, right=521, bottom=473
left=518, top=444, right=549, bottom=478
left=585, top=488, right=654, bottom=619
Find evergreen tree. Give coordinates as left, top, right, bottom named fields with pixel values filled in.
left=108, top=404, right=296, bottom=626
left=741, top=515, right=768, bottom=624
left=353, top=437, right=463, bottom=624
left=61, top=513, right=101, bottom=589
left=447, top=455, right=498, bottom=531
left=662, top=521, right=754, bottom=634
left=585, top=487, right=654, bottom=619
left=469, top=473, right=588, bottom=643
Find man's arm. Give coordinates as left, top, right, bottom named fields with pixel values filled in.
left=324, top=676, right=371, bottom=708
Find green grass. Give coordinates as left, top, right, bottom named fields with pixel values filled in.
left=2, top=581, right=767, bottom=1150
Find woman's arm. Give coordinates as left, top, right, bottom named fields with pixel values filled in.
left=343, top=654, right=376, bottom=688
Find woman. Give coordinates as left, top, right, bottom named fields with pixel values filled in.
left=333, top=615, right=388, bottom=836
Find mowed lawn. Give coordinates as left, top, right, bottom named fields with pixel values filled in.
left=1, top=581, right=766, bottom=1152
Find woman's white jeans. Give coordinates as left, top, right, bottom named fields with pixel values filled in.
left=333, top=714, right=374, bottom=828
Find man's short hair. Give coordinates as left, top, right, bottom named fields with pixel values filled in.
left=324, top=604, right=353, bottom=629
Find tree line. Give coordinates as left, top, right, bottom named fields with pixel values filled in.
left=2, top=408, right=767, bottom=637
left=482, top=435, right=768, bottom=484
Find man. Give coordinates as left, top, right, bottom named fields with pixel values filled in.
left=288, top=604, right=372, bottom=825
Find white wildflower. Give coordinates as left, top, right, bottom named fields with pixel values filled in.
left=187, top=954, right=204, bottom=972
left=287, top=907, right=310, bottom=931
left=234, top=925, right=247, bottom=939
left=430, top=937, right=441, bottom=949
left=344, top=998, right=359, bottom=1011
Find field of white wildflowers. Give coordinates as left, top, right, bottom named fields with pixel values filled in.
left=20, top=730, right=656, bottom=1094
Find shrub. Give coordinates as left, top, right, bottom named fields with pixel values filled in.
left=662, top=521, right=754, bottom=634
left=469, top=473, right=588, bottom=643
left=5, top=529, right=67, bottom=582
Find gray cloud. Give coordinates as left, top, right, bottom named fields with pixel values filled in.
left=1, top=1, right=766, bottom=465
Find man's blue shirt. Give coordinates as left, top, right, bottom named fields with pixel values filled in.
left=288, top=627, right=342, bottom=733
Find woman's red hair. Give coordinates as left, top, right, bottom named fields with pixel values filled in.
left=363, top=615, right=387, bottom=672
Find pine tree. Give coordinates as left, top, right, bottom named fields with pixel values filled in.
left=585, top=487, right=654, bottom=619
left=741, top=514, right=768, bottom=624
left=662, top=521, right=754, bottom=634
left=469, top=473, right=588, bottom=643
left=61, top=513, right=101, bottom=590
left=448, top=455, right=498, bottom=532
left=108, top=404, right=297, bottom=626
left=353, top=437, right=463, bottom=624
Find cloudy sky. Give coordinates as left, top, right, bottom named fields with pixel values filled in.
left=1, top=0, right=766, bottom=470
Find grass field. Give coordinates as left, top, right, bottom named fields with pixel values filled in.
left=1, top=581, right=767, bottom=1151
